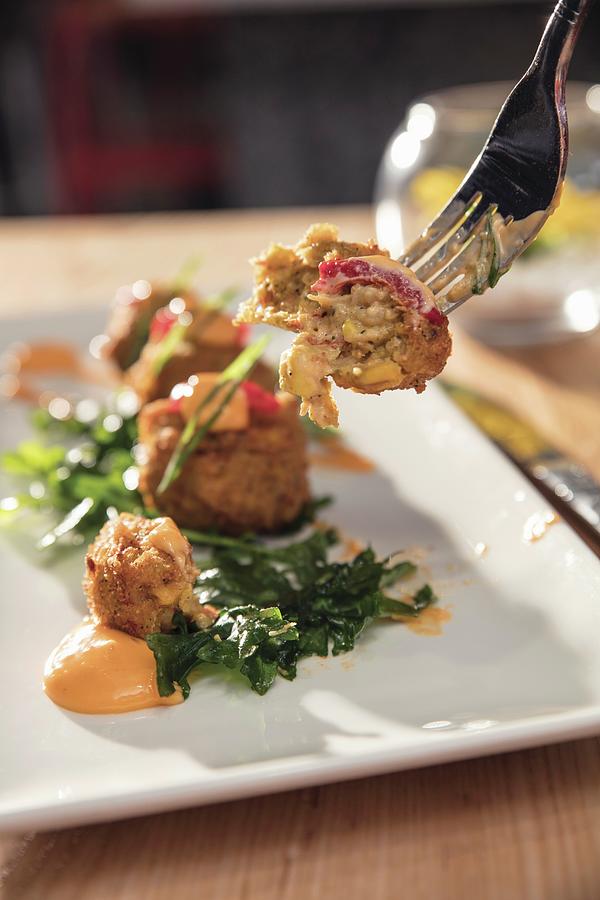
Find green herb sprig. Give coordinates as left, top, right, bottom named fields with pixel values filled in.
left=157, top=335, right=270, bottom=494
left=151, top=286, right=239, bottom=378
left=148, top=605, right=300, bottom=697
left=1, top=395, right=143, bottom=548
left=170, top=254, right=203, bottom=294
left=152, top=317, right=191, bottom=376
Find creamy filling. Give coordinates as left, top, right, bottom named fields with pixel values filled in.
left=312, top=255, right=444, bottom=324
left=143, top=516, right=190, bottom=572
left=279, top=341, right=340, bottom=428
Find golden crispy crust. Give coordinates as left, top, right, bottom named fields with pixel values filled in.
left=332, top=307, right=452, bottom=394
left=138, top=395, right=310, bottom=535
left=235, top=223, right=386, bottom=330
left=83, top=513, right=197, bottom=638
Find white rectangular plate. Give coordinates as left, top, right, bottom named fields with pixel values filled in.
left=1, top=310, right=600, bottom=833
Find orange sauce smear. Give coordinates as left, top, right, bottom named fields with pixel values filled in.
left=310, top=439, right=374, bottom=473
left=1, top=341, right=116, bottom=405
left=394, top=606, right=452, bottom=636
left=44, top=619, right=182, bottom=714
left=341, top=536, right=365, bottom=560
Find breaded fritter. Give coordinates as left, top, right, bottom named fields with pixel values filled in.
left=280, top=256, right=451, bottom=427
left=235, top=225, right=451, bottom=427
left=84, top=513, right=198, bottom=638
left=126, top=301, right=275, bottom=404
left=235, top=222, right=383, bottom=329
left=102, top=282, right=191, bottom=371
left=138, top=389, right=310, bottom=535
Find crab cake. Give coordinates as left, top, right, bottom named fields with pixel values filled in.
left=125, top=301, right=275, bottom=404
left=102, top=280, right=195, bottom=371
left=138, top=377, right=310, bottom=535
left=280, top=255, right=451, bottom=427
left=235, top=222, right=383, bottom=330
left=84, top=513, right=198, bottom=638
left=235, top=225, right=451, bottom=428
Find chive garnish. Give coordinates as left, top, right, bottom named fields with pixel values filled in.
left=170, top=254, right=203, bottom=294
left=152, top=287, right=239, bottom=377
left=204, top=286, right=239, bottom=311
left=157, top=335, right=271, bottom=495
left=152, top=317, right=191, bottom=376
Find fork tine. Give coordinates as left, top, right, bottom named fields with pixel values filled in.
left=434, top=274, right=476, bottom=312
left=414, top=205, right=492, bottom=284
left=428, top=211, right=499, bottom=312
left=399, top=193, right=483, bottom=269
left=431, top=226, right=493, bottom=294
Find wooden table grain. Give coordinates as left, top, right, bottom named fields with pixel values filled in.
left=1, top=207, right=600, bottom=900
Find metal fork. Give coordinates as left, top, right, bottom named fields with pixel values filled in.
left=399, top=0, right=593, bottom=314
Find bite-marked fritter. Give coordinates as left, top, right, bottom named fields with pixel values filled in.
left=235, top=222, right=383, bottom=330
left=235, top=224, right=451, bottom=427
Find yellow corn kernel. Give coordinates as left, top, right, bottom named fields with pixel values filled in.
left=282, top=366, right=318, bottom=397
left=342, top=319, right=363, bottom=342
left=353, top=361, right=402, bottom=387
left=153, top=581, right=185, bottom=607
left=279, top=348, right=320, bottom=398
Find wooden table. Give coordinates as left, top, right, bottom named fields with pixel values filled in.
left=1, top=207, right=600, bottom=899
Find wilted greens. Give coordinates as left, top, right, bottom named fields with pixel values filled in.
left=0, top=394, right=143, bottom=548
left=147, top=528, right=436, bottom=697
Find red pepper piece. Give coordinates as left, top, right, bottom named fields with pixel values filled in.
left=150, top=307, right=178, bottom=341
left=241, top=380, right=279, bottom=415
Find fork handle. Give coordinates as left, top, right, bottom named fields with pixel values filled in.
left=532, top=0, right=593, bottom=84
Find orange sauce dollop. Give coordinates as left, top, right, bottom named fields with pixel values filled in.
left=43, top=619, right=182, bottom=714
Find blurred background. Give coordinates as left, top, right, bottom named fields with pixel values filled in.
left=1, top=0, right=599, bottom=217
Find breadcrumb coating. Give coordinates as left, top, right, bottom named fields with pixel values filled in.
left=84, top=513, right=198, bottom=638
